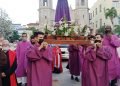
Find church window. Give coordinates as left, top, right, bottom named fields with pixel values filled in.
left=96, top=8, right=97, bottom=15
left=81, top=0, right=85, bottom=6
left=100, top=5, right=102, bottom=12
left=43, top=0, right=48, bottom=6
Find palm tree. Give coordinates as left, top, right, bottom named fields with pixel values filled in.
left=114, top=25, right=120, bottom=35
left=105, top=7, right=117, bottom=25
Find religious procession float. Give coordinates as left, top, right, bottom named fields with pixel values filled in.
left=41, top=0, right=91, bottom=45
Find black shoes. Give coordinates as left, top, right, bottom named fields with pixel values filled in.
left=71, top=75, right=80, bottom=82
left=71, top=75, right=74, bottom=80
left=75, top=77, right=80, bottom=82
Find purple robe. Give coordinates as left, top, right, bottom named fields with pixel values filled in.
left=84, top=46, right=112, bottom=86
left=79, top=46, right=90, bottom=86
left=103, top=35, right=120, bottom=80
left=16, top=41, right=31, bottom=77
left=26, top=44, right=52, bottom=86
left=68, top=45, right=81, bottom=76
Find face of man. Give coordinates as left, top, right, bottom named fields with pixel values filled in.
left=2, top=40, right=10, bottom=51
left=95, top=35, right=102, bottom=40
left=22, top=34, right=27, bottom=41
left=0, top=37, right=4, bottom=43
left=36, top=34, right=44, bottom=44
left=105, top=26, right=112, bottom=34
left=90, top=38, right=95, bottom=44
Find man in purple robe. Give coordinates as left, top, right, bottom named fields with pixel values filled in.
left=68, top=44, right=81, bottom=82
left=103, top=25, right=120, bottom=86
left=83, top=34, right=112, bottom=86
left=16, top=33, right=31, bottom=86
left=26, top=32, right=53, bottom=86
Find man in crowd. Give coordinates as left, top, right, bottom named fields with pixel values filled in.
left=52, top=45, right=63, bottom=73
left=68, top=44, right=81, bottom=82
left=103, top=25, right=120, bottom=86
left=0, top=40, right=7, bottom=86
left=26, top=32, right=53, bottom=86
left=83, top=34, right=112, bottom=86
left=16, top=33, right=31, bottom=86
left=30, top=35, right=36, bottom=45
left=1, top=40, right=17, bottom=86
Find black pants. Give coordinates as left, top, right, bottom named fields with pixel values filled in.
left=110, top=79, right=117, bottom=86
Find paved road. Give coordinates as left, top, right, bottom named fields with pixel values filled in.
left=53, top=62, right=81, bottom=86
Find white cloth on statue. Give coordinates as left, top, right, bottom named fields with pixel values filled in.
left=17, top=77, right=27, bottom=84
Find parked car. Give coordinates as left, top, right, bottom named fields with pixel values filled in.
left=51, top=44, right=69, bottom=60
left=59, top=44, right=69, bottom=60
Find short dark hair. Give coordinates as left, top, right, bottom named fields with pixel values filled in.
left=30, top=35, right=35, bottom=39
left=22, top=33, right=27, bottom=36
left=88, top=35, right=95, bottom=40
left=34, top=31, right=44, bottom=37
left=95, top=34, right=103, bottom=38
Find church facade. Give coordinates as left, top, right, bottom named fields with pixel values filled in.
left=38, top=0, right=89, bottom=30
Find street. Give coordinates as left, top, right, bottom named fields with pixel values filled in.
left=53, top=62, right=81, bottom=86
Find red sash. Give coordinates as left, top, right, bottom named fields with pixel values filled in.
left=9, top=50, right=17, bottom=86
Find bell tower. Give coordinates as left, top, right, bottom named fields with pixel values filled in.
left=74, top=0, right=89, bottom=27
left=39, top=0, right=55, bottom=31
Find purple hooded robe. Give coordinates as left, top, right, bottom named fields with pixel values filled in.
left=103, top=35, right=120, bottom=80
left=68, top=45, right=81, bottom=76
left=16, top=41, right=31, bottom=77
left=26, top=44, right=52, bottom=86
left=83, top=46, right=112, bottom=86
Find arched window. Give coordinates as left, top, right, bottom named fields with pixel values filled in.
left=43, top=0, right=48, bottom=6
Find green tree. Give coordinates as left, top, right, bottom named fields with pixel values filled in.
left=114, top=25, right=120, bottom=35
left=105, top=7, right=117, bottom=25
left=0, top=9, right=12, bottom=39
left=9, top=30, right=20, bottom=42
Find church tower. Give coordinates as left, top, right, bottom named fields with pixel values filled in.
left=39, top=0, right=55, bottom=31
left=74, top=0, right=89, bottom=27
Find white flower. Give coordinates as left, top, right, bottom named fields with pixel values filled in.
left=65, top=32, right=69, bottom=36
left=59, top=26, right=63, bottom=30
left=52, top=31, right=56, bottom=35
left=64, top=24, right=68, bottom=28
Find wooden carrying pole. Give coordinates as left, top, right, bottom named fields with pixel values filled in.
left=44, top=39, right=91, bottom=45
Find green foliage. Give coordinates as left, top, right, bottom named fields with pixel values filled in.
left=9, top=30, right=20, bottom=43
left=105, top=7, right=117, bottom=25
left=114, top=25, right=120, bottom=35
left=97, top=26, right=105, bottom=34
left=44, top=25, right=52, bottom=34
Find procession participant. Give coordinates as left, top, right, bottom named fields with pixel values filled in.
left=52, top=45, right=63, bottom=73
left=103, top=25, right=120, bottom=86
left=0, top=42, right=7, bottom=86
left=68, top=44, right=81, bottom=82
left=83, top=34, right=112, bottom=86
left=16, top=33, right=31, bottom=86
left=26, top=31, right=53, bottom=86
left=1, top=40, right=17, bottom=86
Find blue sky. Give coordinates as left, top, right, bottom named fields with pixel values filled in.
left=0, top=0, right=97, bottom=25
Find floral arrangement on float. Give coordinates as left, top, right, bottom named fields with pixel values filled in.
left=44, top=17, right=91, bottom=43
